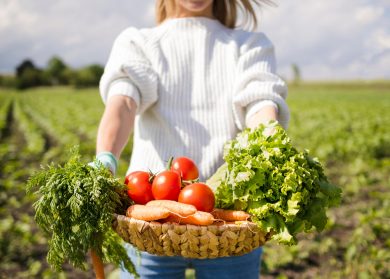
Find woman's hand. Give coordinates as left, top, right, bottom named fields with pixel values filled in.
left=246, top=104, right=279, bottom=136
left=88, top=151, right=118, bottom=175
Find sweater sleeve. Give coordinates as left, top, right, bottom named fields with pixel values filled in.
left=232, top=32, right=289, bottom=130
left=99, top=27, right=158, bottom=114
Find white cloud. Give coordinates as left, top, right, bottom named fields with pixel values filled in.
left=374, top=29, right=390, bottom=49
left=0, top=0, right=38, bottom=31
left=0, top=0, right=389, bottom=80
left=0, top=0, right=155, bottom=72
left=355, top=6, right=384, bottom=24
left=258, top=0, right=390, bottom=80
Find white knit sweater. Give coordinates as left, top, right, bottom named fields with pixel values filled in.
left=100, top=17, right=289, bottom=180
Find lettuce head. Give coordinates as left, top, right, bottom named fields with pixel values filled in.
left=207, top=122, right=342, bottom=245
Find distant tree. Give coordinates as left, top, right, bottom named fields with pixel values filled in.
left=12, top=58, right=104, bottom=89
left=73, top=64, right=104, bottom=88
left=291, top=63, right=301, bottom=85
left=62, top=67, right=77, bottom=85
left=46, top=56, right=69, bottom=85
left=16, top=59, right=36, bottom=78
left=0, top=74, right=17, bottom=88
left=17, top=68, right=44, bottom=89
left=15, top=59, right=45, bottom=89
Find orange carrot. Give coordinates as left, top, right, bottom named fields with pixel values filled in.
left=126, top=204, right=170, bottom=221
left=90, top=249, right=105, bottom=279
left=146, top=200, right=197, bottom=217
left=164, top=211, right=214, bottom=226
left=211, top=208, right=250, bottom=222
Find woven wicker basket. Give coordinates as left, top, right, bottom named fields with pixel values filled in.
left=113, top=214, right=271, bottom=259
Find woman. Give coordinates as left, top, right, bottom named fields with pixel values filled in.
left=95, top=0, right=289, bottom=278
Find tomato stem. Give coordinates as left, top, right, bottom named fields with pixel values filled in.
left=181, top=178, right=199, bottom=187
left=166, top=156, right=174, bottom=170
left=148, top=169, right=155, bottom=183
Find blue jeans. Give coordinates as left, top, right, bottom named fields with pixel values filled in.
left=120, top=244, right=263, bottom=279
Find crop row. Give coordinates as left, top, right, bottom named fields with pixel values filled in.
left=13, top=99, right=46, bottom=154
left=0, top=96, right=12, bottom=139
left=19, top=88, right=133, bottom=174
left=0, top=88, right=133, bottom=174
left=288, top=86, right=390, bottom=163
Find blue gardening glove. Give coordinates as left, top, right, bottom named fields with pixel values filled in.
left=88, top=151, right=118, bottom=176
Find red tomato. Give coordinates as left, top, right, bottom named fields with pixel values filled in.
left=125, top=171, right=154, bottom=205
left=178, top=183, right=215, bottom=212
left=152, top=170, right=181, bottom=201
left=171, top=156, right=199, bottom=180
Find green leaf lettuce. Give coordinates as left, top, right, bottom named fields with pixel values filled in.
left=207, top=122, right=342, bottom=245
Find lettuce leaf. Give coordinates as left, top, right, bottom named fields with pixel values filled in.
left=207, top=122, right=342, bottom=245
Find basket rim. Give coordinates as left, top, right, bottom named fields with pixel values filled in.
left=113, top=213, right=270, bottom=235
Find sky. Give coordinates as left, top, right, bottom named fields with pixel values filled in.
left=0, top=0, right=389, bottom=81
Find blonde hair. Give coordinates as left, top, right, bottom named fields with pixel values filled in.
left=155, top=0, right=275, bottom=29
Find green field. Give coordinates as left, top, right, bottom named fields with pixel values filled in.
left=0, top=82, right=389, bottom=278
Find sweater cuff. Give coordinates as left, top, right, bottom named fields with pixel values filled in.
left=107, top=78, right=141, bottom=108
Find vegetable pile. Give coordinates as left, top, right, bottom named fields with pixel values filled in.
left=124, top=157, right=249, bottom=226
left=26, top=149, right=136, bottom=276
left=207, top=122, right=342, bottom=245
